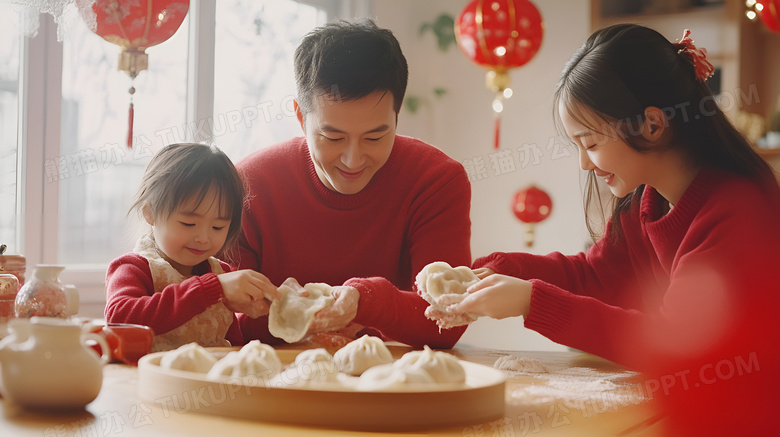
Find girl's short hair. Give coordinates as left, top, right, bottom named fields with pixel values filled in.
left=554, top=24, right=774, bottom=242
left=128, top=143, right=246, bottom=253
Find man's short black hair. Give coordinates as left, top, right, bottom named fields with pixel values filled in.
left=294, top=18, right=409, bottom=115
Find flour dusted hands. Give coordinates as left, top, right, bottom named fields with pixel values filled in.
left=218, top=270, right=279, bottom=318
left=449, top=274, right=533, bottom=320
left=308, top=285, right=359, bottom=335
left=416, top=261, right=490, bottom=329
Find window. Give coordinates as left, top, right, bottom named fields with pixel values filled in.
left=213, top=0, right=328, bottom=160
left=59, top=10, right=189, bottom=265
left=13, top=0, right=340, bottom=307
left=0, top=4, right=21, bottom=252
left=56, top=0, right=329, bottom=268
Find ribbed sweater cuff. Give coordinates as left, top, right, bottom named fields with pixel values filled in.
left=197, top=273, right=224, bottom=304
left=343, top=277, right=392, bottom=329
left=523, top=280, right=574, bottom=338
left=472, top=252, right=525, bottom=278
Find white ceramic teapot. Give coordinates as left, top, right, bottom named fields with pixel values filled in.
left=0, top=317, right=109, bottom=409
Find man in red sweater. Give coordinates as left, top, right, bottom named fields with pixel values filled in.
left=235, top=19, right=471, bottom=349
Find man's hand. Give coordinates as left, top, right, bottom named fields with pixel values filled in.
left=307, top=286, right=359, bottom=334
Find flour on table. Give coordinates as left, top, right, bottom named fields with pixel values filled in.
left=493, top=355, right=549, bottom=374
left=268, top=278, right=335, bottom=343
left=504, top=364, right=646, bottom=409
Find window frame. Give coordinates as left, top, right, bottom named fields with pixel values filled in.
left=17, top=0, right=358, bottom=311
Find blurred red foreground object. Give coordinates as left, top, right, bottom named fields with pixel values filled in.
left=90, top=323, right=154, bottom=365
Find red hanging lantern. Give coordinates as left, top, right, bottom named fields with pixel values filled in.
left=455, top=0, right=544, bottom=149
left=78, top=0, right=190, bottom=148
left=512, top=185, right=552, bottom=247
left=757, top=0, right=780, bottom=33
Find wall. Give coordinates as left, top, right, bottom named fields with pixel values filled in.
left=373, top=0, right=592, bottom=351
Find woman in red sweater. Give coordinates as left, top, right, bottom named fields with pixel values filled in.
left=105, top=143, right=277, bottom=351
left=440, top=25, right=780, bottom=435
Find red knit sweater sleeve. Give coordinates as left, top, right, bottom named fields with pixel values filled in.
left=473, top=223, right=636, bottom=308
left=104, top=253, right=227, bottom=336
left=346, top=160, right=472, bottom=349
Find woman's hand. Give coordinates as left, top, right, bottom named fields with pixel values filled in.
left=472, top=267, right=495, bottom=279
left=449, top=274, right=532, bottom=320
left=308, top=286, right=359, bottom=334
left=218, top=270, right=279, bottom=318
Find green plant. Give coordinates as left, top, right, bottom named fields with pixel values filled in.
left=419, top=14, right=456, bottom=52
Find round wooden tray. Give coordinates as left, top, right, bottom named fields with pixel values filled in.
left=137, top=347, right=506, bottom=431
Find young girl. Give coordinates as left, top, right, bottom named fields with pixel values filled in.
left=443, top=25, right=780, bottom=435
left=105, top=143, right=278, bottom=352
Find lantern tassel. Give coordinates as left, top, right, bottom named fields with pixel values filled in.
left=127, top=102, right=134, bottom=149
left=494, top=114, right=501, bottom=149
left=127, top=85, right=136, bottom=149
left=524, top=223, right=535, bottom=247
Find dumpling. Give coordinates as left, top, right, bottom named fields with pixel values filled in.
left=393, top=345, right=466, bottom=384
left=357, top=363, right=435, bottom=391
left=159, top=342, right=217, bottom=373
left=269, top=278, right=335, bottom=343
left=293, top=348, right=334, bottom=367
left=206, top=340, right=282, bottom=382
left=415, top=261, right=480, bottom=328
left=416, top=261, right=480, bottom=308
left=333, top=334, right=393, bottom=376
left=269, top=348, right=340, bottom=388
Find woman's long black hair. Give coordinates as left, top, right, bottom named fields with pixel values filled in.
left=553, top=24, right=773, bottom=242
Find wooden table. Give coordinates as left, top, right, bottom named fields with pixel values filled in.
left=0, top=348, right=665, bottom=436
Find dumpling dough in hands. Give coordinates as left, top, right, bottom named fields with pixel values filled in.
left=393, top=345, right=466, bottom=384
left=269, top=278, right=335, bottom=343
left=333, top=334, right=394, bottom=376
left=206, top=340, right=282, bottom=382
left=416, top=261, right=480, bottom=328
left=160, top=342, right=218, bottom=373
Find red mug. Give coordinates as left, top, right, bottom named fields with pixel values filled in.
left=90, top=322, right=154, bottom=365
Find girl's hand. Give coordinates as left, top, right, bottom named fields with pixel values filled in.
left=472, top=267, right=495, bottom=279
left=450, top=274, right=532, bottom=320
left=308, top=286, right=359, bottom=334
left=218, top=270, right=279, bottom=318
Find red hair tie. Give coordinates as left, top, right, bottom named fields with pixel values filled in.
left=674, top=29, right=715, bottom=82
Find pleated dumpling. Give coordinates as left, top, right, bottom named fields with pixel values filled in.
left=357, top=363, right=435, bottom=391
left=206, top=340, right=282, bottom=382
left=159, top=342, right=217, bottom=373
left=270, top=348, right=340, bottom=388
left=394, top=345, right=466, bottom=383
left=333, top=335, right=393, bottom=376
